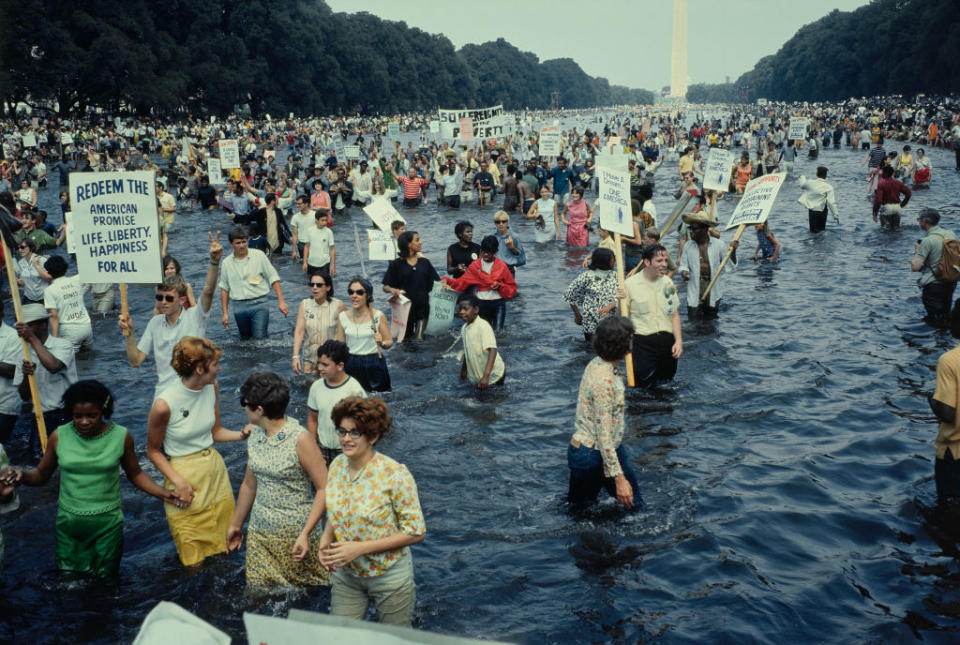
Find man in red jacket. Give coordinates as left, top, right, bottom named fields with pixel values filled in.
left=873, top=165, right=912, bottom=230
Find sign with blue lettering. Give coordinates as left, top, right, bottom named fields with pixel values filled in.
left=70, top=171, right=163, bottom=283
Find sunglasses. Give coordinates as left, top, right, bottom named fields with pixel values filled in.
left=239, top=396, right=254, bottom=409
left=18, top=245, right=28, bottom=249
left=155, top=294, right=176, bottom=302
left=347, top=288, right=366, bottom=296
left=336, top=427, right=363, bottom=439
left=494, top=219, right=508, bottom=224
left=310, top=281, right=327, bottom=288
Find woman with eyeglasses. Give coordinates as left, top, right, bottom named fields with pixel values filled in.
left=318, top=397, right=425, bottom=625
left=146, top=337, right=252, bottom=566
left=335, top=277, right=392, bottom=392
left=226, top=372, right=329, bottom=590
left=14, top=238, right=51, bottom=305
left=292, top=275, right=346, bottom=375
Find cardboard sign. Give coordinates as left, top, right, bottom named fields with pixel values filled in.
left=70, top=171, right=163, bottom=283
left=459, top=118, right=474, bottom=142
left=596, top=166, right=633, bottom=237
left=22, top=133, right=37, bottom=148
left=596, top=152, right=629, bottom=171
left=539, top=127, right=561, bottom=156
left=425, top=281, right=457, bottom=336
left=363, top=199, right=405, bottom=232
left=438, top=105, right=504, bottom=139
left=219, top=139, right=240, bottom=168
left=389, top=294, right=412, bottom=342
left=344, top=145, right=361, bottom=160
left=367, top=228, right=396, bottom=261
left=264, top=150, right=276, bottom=160
left=207, top=158, right=222, bottom=185
left=702, top=148, right=735, bottom=192
left=388, top=122, right=400, bottom=141
left=726, top=172, right=786, bottom=230
left=788, top=117, right=808, bottom=140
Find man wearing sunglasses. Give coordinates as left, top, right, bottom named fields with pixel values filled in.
left=119, top=231, right=223, bottom=400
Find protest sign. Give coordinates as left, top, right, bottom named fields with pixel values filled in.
left=459, top=118, right=474, bottom=143
left=425, top=282, right=458, bottom=336
left=429, top=120, right=440, bottom=134
left=438, top=105, right=504, bottom=139
left=333, top=136, right=345, bottom=159
left=207, top=158, right=222, bottom=185
left=264, top=150, right=276, bottom=160
left=642, top=118, right=651, bottom=133
left=367, top=229, right=395, bottom=261
left=363, top=199, right=405, bottom=232
left=63, top=212, right=77, bottom=254
left=389, top=294, right=412, bottom=343
left=70, top=171, right=162, bottom=283
left=61, top=133, right=74, bottom=146
left=596, top=166, right=633, bottom=237
left=788, top=117, right=808, bottom=140
left=757, top=98, right=769, bottom=106
left=702, top=148, right=735, bottom=192
left=388, top=121, right=400, bottom=141
left=218, top=139, right=240, bottom=168
left=725, top=173, right=786, bottom=230
left=539, top=127, right=561, bottom=156
left=32, top=117, right=38, bottom=128
left=22, top=133, right=37, bottom=148
left=595, top=152, right=629, bottom=171
left=344, top=145, right=361, bottom=160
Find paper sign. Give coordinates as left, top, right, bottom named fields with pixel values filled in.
left=459, top=118, right=474, bottom=142
left=344, top=145, right=360, bottom=160
left=363, top=199, right=405, bottom=232
left=642, top=118, right=651, bottom=133
left=207, top=158, right=222, bottom=184
left=429, top=120, right=440, bottom=133
left=333, top=137, right=345, bottom=158
left=389, top=294, right=412, bottom=343
left=596, top=152, right=629, bottom=171
left=597, top=166, right=633, bottom=237
left=32, top=117, right=39, bottom=128
left=63, top=211, right=76, bottom=254
left=388, top=122, right=400, bottom=141
left=539, top=127, right=561, bottom=156
left=368, top=229, right=395, bottom=261
left=788, top=117, right=808, bottom=140
left=264, top=150, right=276, bottom=159
left=219, top=139, right=240, bottom=168
left=607, top=136, right=621, bottom=146
left=425, top=282, right=458, bottom=336
left=702, top=148, right=735, bottom=192
left=22, top=133, right=37, bottom=148
left=61, top=133, right=74, bottom=146
left=725, top=172, right=786, bottom=230
left=438, top=105, right=504, bottom=139
left=70, top=171, right=162, bottom=283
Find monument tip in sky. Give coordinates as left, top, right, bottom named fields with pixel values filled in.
left=670, top=0, right=688, bottom=99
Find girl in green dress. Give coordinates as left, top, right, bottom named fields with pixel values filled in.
left=2, top=380, right=178, bottom=579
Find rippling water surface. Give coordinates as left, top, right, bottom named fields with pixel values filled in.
left=3, top=131, right=960, bottom=644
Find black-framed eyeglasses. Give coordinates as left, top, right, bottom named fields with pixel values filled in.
left=347, top=288, right=365, bottom=296
left=155, top=294, right=176, bottom=302
left=310, top=281, right=327, bottom=288
left=336, top=427, right=363, bottom=439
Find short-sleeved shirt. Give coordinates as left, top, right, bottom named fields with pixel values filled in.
left=0, top=324, right=23, bottom=415
left=306, top=376, right=366, bottom=449
left=290, top=210, right=315, bottom=240
left=623, top=273, right=680, bottom=336
left=137, top=305, right=211, bottom=398
left=13, top=335, right=77, bottom=410
left=304, top=225, right=335, bottom=268
left=325, top=451, right=425, bottom=577
left=915, top=225, right=956, bottom=286
left=933, top=345, right=960, bottom=460
left=462, top=317, right=505, bottom=384
left=43, top=276, right=90, bottom=327
left=219, top=249, right=280, bottom=300
left=549, top=167, right=574, bottom=195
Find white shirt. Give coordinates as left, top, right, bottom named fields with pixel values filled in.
left=304, top=225, right=335, bottom=268
left=43, top=275, right=91, bottom=327
left=0, top=324, right=23, bottom=415
left=13, top=335, right=77, bottom=410
left=307, top=376, right=366, bottom=449
left=137, top=305, right=211, bottom=399
left=15, top=255, right=49, bottom=302
left=157, top=381, right=216, bottom=457
left=290, top=210, right=315, bottom=240
left=219, top=249, right=280, bottom=300
left=797, top=175, right=839, bottom=217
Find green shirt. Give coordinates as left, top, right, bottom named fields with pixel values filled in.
left=56, top=422, right=126, bottom=515
left=15, top=229, right=57, bottom=252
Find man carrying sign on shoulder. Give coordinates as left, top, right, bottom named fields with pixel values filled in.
left=119, top=232, right=223, bottom=400
left=678, top=213, right=738, bottom=321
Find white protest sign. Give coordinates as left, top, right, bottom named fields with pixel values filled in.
left=207, top=158, right=222, bottom=184
left=363, top=199, right=405, bottom=232
left=367, top=228, right=395, bottom=261
left=63, top=212, right=77, bottom=254
left=219, top=139, right=240, bottom=168
left=22, top=133, right=37, bottom=148
left=264, top=150, right=276, bottom=160
left=61, top=133, right=74, bottom=146
left=333, top=136, right=345, bottom=159
left=438, top=105, right=504, bottom=139
left=788, top=117, right=808, bottom=140
left=702, top=148, right=735, bottom=192
left=459, top=118, right=474, bottom=143
left=596, top=166, right=633, bottom=237
left=389, top=294, right=412, bottom=343
left=539, top=127, right=561, bottom=156
left=344, top=145, right=361, bottom=160
left=425, top=282, right=457, bottom=336
left=70, top=171, right=162, bottom=283
left=429, top=120, right=440, bottom=134
left=596, top=152, right=629, bottom=171
left=725, top=172, right=786, bottom=230
left=607, top=136, right=621, bottom=146
left=387, top=122, right=400, bottom=141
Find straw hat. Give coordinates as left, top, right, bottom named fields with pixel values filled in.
left=681, top=212, right=718, bottom=227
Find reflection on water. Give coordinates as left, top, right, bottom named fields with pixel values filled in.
left=2, top=133, right=960, bottom=642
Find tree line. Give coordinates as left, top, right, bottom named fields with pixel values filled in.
left=685, top=0, right=960, bottom=104
left=0, top=0, right=653, bottom=117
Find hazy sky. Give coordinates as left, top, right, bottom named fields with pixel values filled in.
left=325, top=0, right=871, bottom=89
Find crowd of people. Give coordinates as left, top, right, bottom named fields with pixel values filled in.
left=0, top=93, right=959, bottom=628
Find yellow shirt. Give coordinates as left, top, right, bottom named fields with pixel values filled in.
left=933, top=345, right=960, bottom=459
left=623, top=273, right=679, bottom=336
left=678, top=155, right=695, bottom=175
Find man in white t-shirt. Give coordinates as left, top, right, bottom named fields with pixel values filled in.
left=289, top=194, right=315, bottom=261
left=120, top=232, right=223, bottom=399
left=306, top=340, right=366, bottom=465
left=42, top=255, right=92, bottom=352
left=302, top=209, right=336, bottom=279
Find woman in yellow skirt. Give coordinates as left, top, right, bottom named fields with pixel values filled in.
left=147, top=337, right=252, bottom=566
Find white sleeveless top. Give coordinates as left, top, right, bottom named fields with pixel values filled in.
left=158, top=381, right=216, bottom=457
left=338, top=309, right=382, bottom=356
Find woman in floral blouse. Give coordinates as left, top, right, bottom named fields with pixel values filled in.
left=563, top=248, right=619, bottom=342
left=318, top=397, right=425, bottom=625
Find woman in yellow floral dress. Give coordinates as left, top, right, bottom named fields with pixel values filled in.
left=226, top=372, right=329, bottom=590
left=318, top=397, right=425, bottom=625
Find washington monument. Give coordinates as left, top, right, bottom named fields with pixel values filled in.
left=670, top=0, right=688, bottom=98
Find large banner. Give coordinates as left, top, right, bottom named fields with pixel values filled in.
left=438, top=105, right=504, bottom=139
left=702, top=148, right=735, bottom=192
left=70, top=171, right=163, bottom=283
left=726, top=173, right=786, bottom=230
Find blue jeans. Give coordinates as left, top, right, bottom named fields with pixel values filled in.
left=232, top=296, right=269, bottom=340
left=568, top=443, right=643, bottom=507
